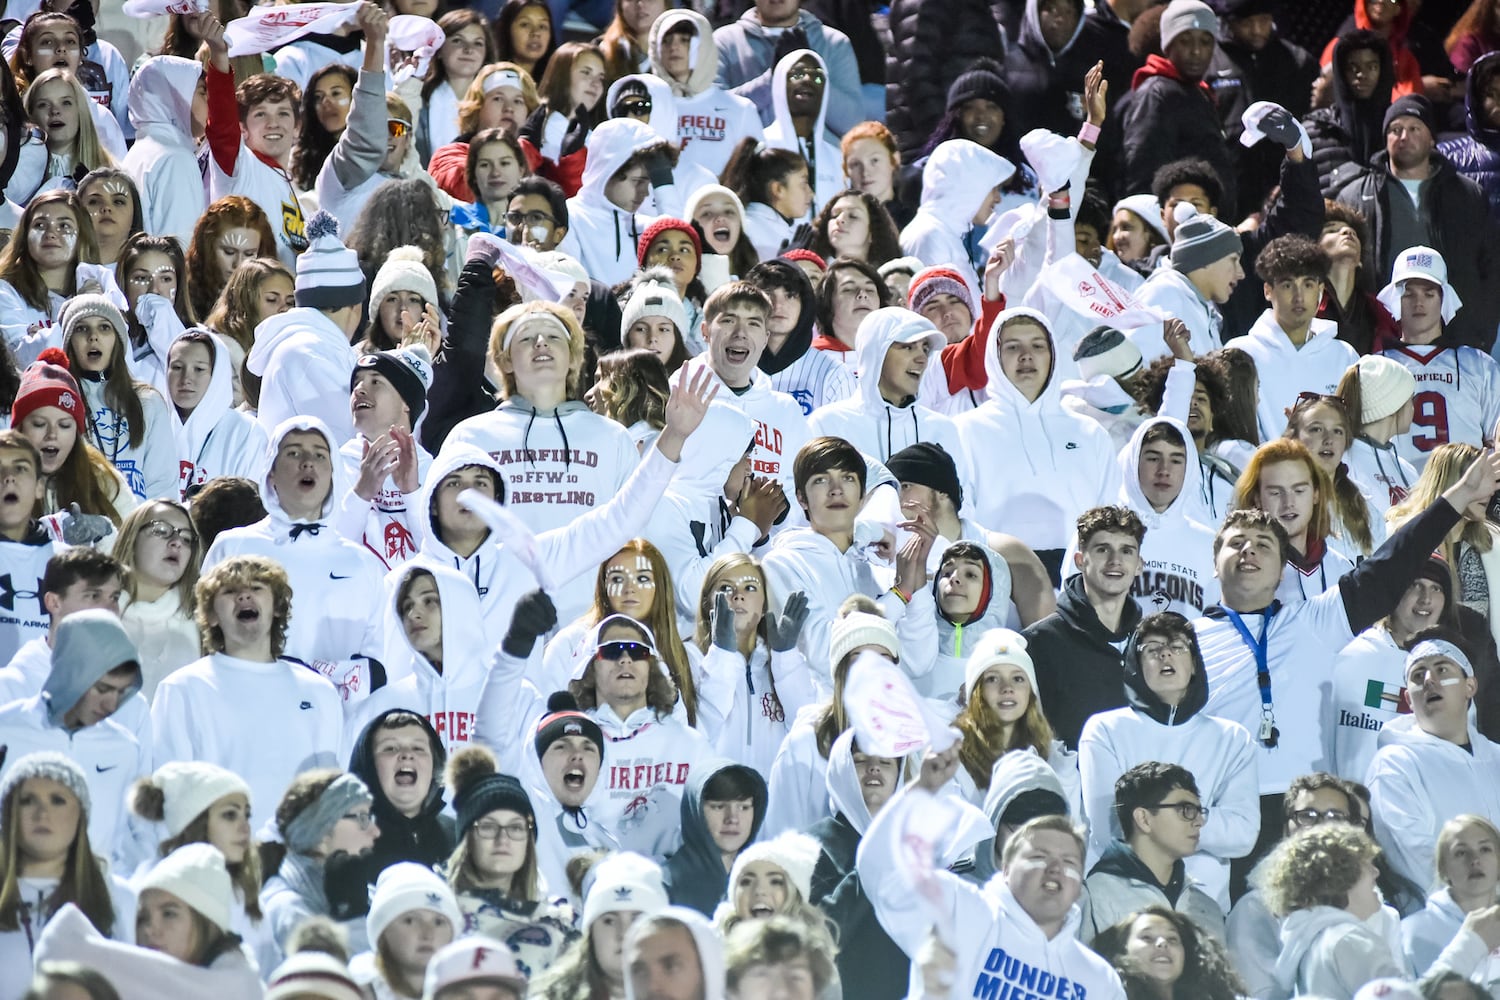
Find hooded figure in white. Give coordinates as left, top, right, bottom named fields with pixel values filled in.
left=1225, top=309, right=1359, bottom=442
left=900, top=139, right=1016, bottom=305
left=765, top=48, right=840, bottom=216
left=166, top=328, right=266, bottom=500
left=641, top=400, right=762, bottom=635
left=557, top=118, right=677, bottom=287
left=1102, top=415, right=1220, bottom=617
left=121, top=56, right=205, bottom=248
left=954, top=307, right=1118, bottom=554
left=246, top=300, right=361, bottom=449
left=347, top=563, right=490, bottom=757
left=201, top=415, right=385, bottom=683
left=918, top=541, right=1016, bottom=703
left=622, top=905, right=727, bottom=1000
left=810, top=308, right=967, bottom=473
left=603, top=74, right=721, bottom=214
left=647, top=9, right=764, bottom=180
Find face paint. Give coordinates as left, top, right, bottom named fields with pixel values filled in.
left=733, top=575, right=760, bottom=587
left=100, top=179, right=130, bottom=197
left=528, top=224, right=550, bottom=243
left=222, top=230, right=255, bottom=249
left=1441, top=677, right=1465, bottom=686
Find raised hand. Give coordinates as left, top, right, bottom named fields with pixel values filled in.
left=895, top=503, right=939, bottom=595
left=390, top=426, right=420, bottom=494
left=737, top=475, right=787, bottom=536
left=1083, top=60, right=1107, bottom=128
left=1444, top=448, right=1500, bottom=514
left=354, top=433, right=399, bottom=501
left=656, top=365, right=720, bottom=461
left=982, top=237, right=1016, bottom=301
left=711, top=591, right=738, bottom=652
left=766, top=591, right=809, bottom=653
left=502, top=588, right=557, bottom=658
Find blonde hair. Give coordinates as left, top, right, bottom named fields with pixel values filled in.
left=456, top=62, right=538, bottom=136
left=1436, top=814, right=1500, bottom=883
left=489, top=300, right=587, bottom=400
left=114, top=500, right=200, bottom=614
left=1389, top=442, right=1493, bottom=555
left=194, top=556, right=292, bottom=656
left=952, top=670, right=1055, bottom=789
left=26, top=70, right=112, bottom=174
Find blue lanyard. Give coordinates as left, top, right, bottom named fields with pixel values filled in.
left=1222, top=605, right=1280, bottom=747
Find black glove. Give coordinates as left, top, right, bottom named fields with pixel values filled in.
left=503, top=588, right=557, bottom=658
left=1257, top=106, right=1303, bottom=151
left=560, top=105, right=590, bottom=158
left=691, top=219, right=720, bottom=254
left=64, top=0, right=96, bottom=45
left=644, top=150, right=674, bottom=190
left=518, top=104, right=549, bottom=150
left=323, top=851, right=372, bottom=920
left=772, top=26, right=810, bottom=67
left=785, top=222, right=814, bottom=251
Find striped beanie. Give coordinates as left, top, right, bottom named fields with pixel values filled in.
left=294, top=211, right=366, bottom=311
left=1170, top=203, right=1241, bottom=274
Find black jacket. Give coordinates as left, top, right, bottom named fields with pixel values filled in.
left=1005, top=0, right=1132, bottom=139
left=1207, top=33, right=1319, bottom=218
left=423, top=257, right=500, bottom=453
left=1436, top=52, right=1500, bottom=226
left=662, top=760, right=767, bottom=916
left=808, top=812, right=908, bottom=1000
left=885, top=0, right=1007, bottom=161
left=1119, top=57, right=1237, bottom=213
left=1218, top=153, right=1325, bottom=341
left=805, top=0, right=886, bottom=86
left=1305, top=32, right=1397, bottom=199
left=1023, top=573, right=1143, bottom=750
left=348, top=710, right=457, bottom=880
left=1336, top=151, right=1499, bottom=350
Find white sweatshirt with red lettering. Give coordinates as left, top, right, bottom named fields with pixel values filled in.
left=678, top=356, right=812, bottom=503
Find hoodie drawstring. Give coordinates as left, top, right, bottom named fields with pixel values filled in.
left=555, top=412, right=572, bottom=470
left=289, top=523, right=324, bottom=539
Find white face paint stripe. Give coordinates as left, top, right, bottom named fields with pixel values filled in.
left=1440, top=677, right=1465, bottom=686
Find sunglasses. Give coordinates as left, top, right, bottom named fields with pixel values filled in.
left=596, top=640, right=650, bottom=662
left=388, top=119, right=413, bottom=139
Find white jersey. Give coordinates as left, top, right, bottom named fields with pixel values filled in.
left=768, top=349, right=857, bottom=416
left=1382, top=343, right=1500, bottom=470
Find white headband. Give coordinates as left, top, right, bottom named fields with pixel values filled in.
left=501, top=311, right=573, bottom=351
left=482, top=69, right=524, bottom=95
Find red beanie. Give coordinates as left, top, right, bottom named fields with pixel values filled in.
left=780, top=248, right=827, bottom=275
left=636, top=217, right=702, bottom=268
left=12, top=348, right=83, bottom=428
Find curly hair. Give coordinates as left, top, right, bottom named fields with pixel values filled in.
left=590, top=346, right=668, bottom=432
left=807, top=189, right=903, bottom=268
left=1091, top=905, right=1246, bottom=1000
left=723, top=918, right=838, bottom=999
left=1282, top=395, right=1374, bottom=554
left=185, top=196, right=278, bottom=321
left=1255, top=234, right=1331, bottom=285
left=346, top=178, right=449, bottom=303
left=194, top=556, right=293, bottom=658
left=234, top=73, right=300, bottom=123
left=1150, top=158, right=1224, bottom=211
left=1133, top=354, right=1231, bottom=433
left=569, top=615, right=679, bottom=718
left=1255, top=823, right=1380, bottom=916
left=291, top=64, right=357, bottom=192
left=1076, top=504, right=1147, bottom=548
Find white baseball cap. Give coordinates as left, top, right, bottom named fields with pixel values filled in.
left=422, top=939, right=528, bottom=1000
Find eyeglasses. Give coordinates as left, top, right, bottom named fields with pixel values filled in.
left=1294, top=391, right=1344, bottom=409
left=596, top=640, right=650, bottom=662
left=1147, top=801, right=1208, bottom=822
left=473, top=818, right=530, bottom=841
left=141, top=520, right=196, bottom=546
left=615, top=97, right=652, bottom=116
left=343, top=809, right=375, bottom=829
left=1139, top=640, right=1193, bottom=659
left=504, top=210, right=554, bottom=228
left=788, top=67, right=826, bottom=85
left=1289, top=807, right=1351, bottom=827
left=388, top=119, right=412, bottom=138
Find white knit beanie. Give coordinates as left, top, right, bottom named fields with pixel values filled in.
left=366, top=863, right=463, bottom=947
left=581, top=851, right=670, bottom=929
left=0, top=751, right=90, bottom=819
left=149, top=761, right=252, bottom=838
left=620, top=267, right=690, bottom=340
left=369, top=246, right=439, bottom=310
left=828, top=611, right=900, bottom=670
left=727, top=831, right=821, bottom=904
left=963, top=628, right=1038, bottom=706
left=137, top=843, right=235, bottom=933
left=1353, top=355, right=1417, bottom=423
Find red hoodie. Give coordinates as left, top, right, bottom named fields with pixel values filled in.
left=1319, top=0, right=1422, bottom=98
left=1130, top=53, right=1213, bottom=99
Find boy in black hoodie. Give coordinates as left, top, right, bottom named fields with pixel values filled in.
left=349, top=708, right=456, bottom=881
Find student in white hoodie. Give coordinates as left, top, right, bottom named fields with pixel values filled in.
left=202, top=416, right=385, bottom=678
left=557, top=118, right=681, bottom=287
left=954, top=307, right=1118, bottom=579
left=1078, top=612, right=1260, bottom=909
left=1376, top=246, right=1500, bottom=472
left=0, top=608, right=147, bottom=866
left=1368, top=638, right=1500, bottom=891
left=441, top=300, right=641, bottom=623
left=856, top=749, right=1127, bottom=1000
left=808, top=308, right=964, bottom=471
left=1339, top=355, right=1419, bottom=518
left=1233, top=439, right=1356, bottom=603
left=1401, top=814, right=1500, bottom=983
left=120, top=56, right=205, bottom=249
left=163, top=330, right=265, bottom=501
left=349, top=564, right=489, bottom=756
left=765, top=50, right=841, bottom=216
left=151, top=555, right=344, bottom=822
left=899, top=139, right=1016, bottom=306
left=1225, top=235, right=1360, bottom=442
left=245, top=212, right=367, bottom=446
left=623, top=906, right=726, bottom=1000
left=338, top=346, right=434, bottom=571
left=647, top=10, right=764, bottom=180
left=1135, top=205, right=1244, bottom=360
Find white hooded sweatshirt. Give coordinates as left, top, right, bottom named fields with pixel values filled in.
left=1403, top=887, right=1500, bottom=986
left=900, top=140, right=1015, bottom=305
left=167, top=329, right=266, bottom=500
left=558, top=118, right=674, bottom=287
left=201, top=416, right=386, bottom=678
left=690, top=638, right=818, bottom=781
left=809, top=308, right=968, bottom=474
left=679, top=355, right=811, bottom=499
left=622, top=905, right=726, bottom=1000
left=441, top=395, right=640, bottom=622
left=764, top=49, right=841, bottom=215
left=856, top=783, right=1127, bottom=1000
left=76, top=372, right=179, bottom=504
left=1331, top=625, right=1409, bottom=782
left=954, top=307, right=1118, bottom=552
left=643, top=400, right=762, bottom=632
left=348, top=563, right=490, bottom=756
left=1345, top=435, right=1417, bottom=517
left=1225, top=313, right=1359, bottom=441
left=647, top=9, right=765, bottom=180
left=1272, top=905, right=1405, bottom=997
left=1367, top=722, right=1500, bottom=890
left=121, top=56, right=206, bottom=249
left=246, top=307, right=360, bottom=448
left=408, top=440, right=682, bottom=650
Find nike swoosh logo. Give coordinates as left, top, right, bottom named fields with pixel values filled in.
left=329, top=573, right=351, bottom=580
left=95, top=764, right=116, bottom=773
